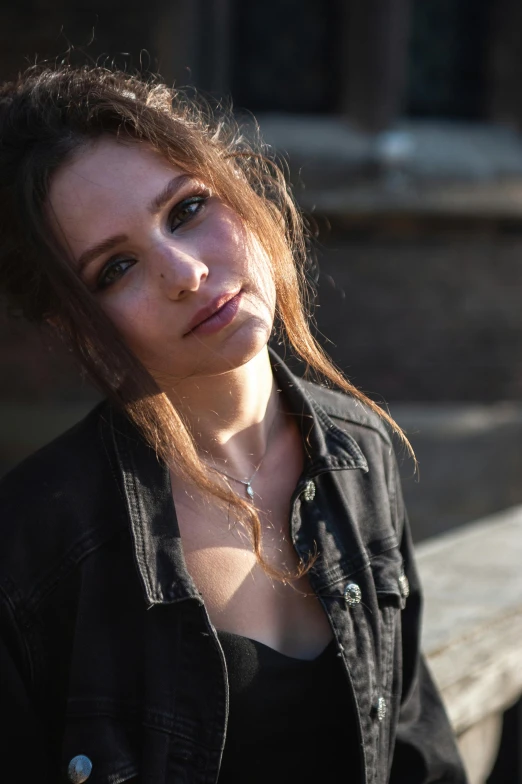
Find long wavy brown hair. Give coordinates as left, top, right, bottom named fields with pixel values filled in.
left=0, top=65, right=411, bottom=579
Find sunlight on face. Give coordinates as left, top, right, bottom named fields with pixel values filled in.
left=47, top=136, right=277, bottom=383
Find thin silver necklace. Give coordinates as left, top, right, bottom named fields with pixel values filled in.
left=214, top=464, right=261, bottom=501
left=207, top=405, right=280, bottom=502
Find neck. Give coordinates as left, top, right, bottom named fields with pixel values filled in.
left=166, top=347, right=280, bottom=477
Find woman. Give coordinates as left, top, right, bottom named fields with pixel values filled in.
left=0, top=66, right=466, bottom=783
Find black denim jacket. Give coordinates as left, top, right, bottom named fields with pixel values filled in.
left=0, top=353, right=467, bottom=784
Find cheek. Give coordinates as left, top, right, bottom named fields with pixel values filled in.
left=212, top=207, right=258, bottom=266
left=102, top=291, right=163, bottom=357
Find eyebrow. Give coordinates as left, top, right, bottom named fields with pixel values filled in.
left=76, top=174, right=192, bottom=274
left=77, top=234, right=129, bottom=275
left=147, top=174, right=192, bottom=215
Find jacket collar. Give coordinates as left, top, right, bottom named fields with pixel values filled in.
left=109, top=349, right=368, bottom=606
left=268, top=348, right=368, bottom=473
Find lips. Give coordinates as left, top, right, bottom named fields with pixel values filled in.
left=184, top=289, right=242, bottom=336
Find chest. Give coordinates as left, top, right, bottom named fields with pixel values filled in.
left=51, top=443, right=404, bottom=784
left=172, top=456, right=333, bottom=657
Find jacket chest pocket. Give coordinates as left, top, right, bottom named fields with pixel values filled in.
left=62, top=714, right=139, bottom=784
left=61, top=712, right=206, bottom=784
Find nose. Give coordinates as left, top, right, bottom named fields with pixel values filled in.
left=153, top=242, right=209, bottom=300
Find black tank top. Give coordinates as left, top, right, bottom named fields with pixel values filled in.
left=216, top=630, right=359, bottom=783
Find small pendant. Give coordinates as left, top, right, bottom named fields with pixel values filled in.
left=246, top=483, right=255, bottom=500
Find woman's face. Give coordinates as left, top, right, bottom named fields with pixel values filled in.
left=47, top=136, right=276, bottom=384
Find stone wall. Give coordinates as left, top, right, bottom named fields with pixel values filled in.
left=314, top=226, right=522, bottom=402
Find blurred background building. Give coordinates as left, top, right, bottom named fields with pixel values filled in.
left=1, top=2, right=522, bottom=779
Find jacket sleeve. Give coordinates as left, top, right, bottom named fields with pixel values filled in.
left=389, top=459, right=469, bottom=784
left=0, top=597, right=50, bottom=784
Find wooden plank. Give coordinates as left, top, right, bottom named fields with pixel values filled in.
left=418, top=506, right=522, bottom=733
left=428, top=610, right=522, bottom=734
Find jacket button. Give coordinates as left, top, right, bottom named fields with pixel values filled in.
left=398, top=572, right=410, bottom=600
left=376, top=696, right=387, bottom=721
left=343, top=582, right=362, bottom=606
left=67, top=755, right=93, bottom=784
left=302, top=480, right=316, bottom=502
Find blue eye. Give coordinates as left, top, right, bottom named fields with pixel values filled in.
left=97, top=258, right=136, bottom=290
left=169, top=196, right=206, bottom=232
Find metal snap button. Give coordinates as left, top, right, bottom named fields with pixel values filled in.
left=343, top=582, right=362, bottom=606
left=67, top=755, right=93, bottom=784
left=376, top=696, right=387, bottom=721
left=302, top=480, right=316, bottom=502
left=398, top=572, right=410, bottom=600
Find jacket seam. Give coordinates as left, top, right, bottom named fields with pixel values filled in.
left=99, top=412, right=129, bottom=508
left=302, top=389, right=370, bottom=469
left=0, top=581, right=36, bottom=689
left=387, top=451, right=404, bottom=540
left=25, top=526, right=127, bottom=612
left=315, top=533, right=400, bottom=591
left=300, top=378, right=392, bottom=444
left=125, top=453, right=153, bottom=596
left=327, top=609, right=368, bottom=779
left=110, top=415, right=155, bottom=603
left=327, top=410, right=393, bottom=447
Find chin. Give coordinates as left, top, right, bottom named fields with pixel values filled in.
left=193, top=319, right=272, bottom=378
left=147, top=316, right=273, bottom=384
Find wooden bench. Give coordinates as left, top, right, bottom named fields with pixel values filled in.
left=419, top=505, right=522, bottom=783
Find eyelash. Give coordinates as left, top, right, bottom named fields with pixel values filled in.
left=95, top=193, right=208, bottom=291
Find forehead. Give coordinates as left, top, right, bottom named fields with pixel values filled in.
left=47, top=137, right=187, bottom=257
left=49, top=137, right=184, bottom=212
